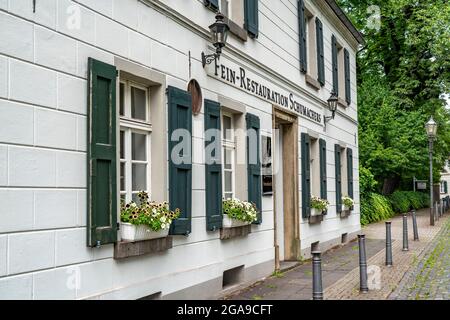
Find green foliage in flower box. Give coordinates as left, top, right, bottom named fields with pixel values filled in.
left=120, top=191, right=180, bottom=231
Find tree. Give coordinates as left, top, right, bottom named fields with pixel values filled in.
left=337, top=0, right=450, bottom=193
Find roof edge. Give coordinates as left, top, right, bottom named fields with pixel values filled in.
left=324, top=0, right=365, bottom=45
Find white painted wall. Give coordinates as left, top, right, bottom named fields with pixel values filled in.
left=0, top=0, right=360, bottom=299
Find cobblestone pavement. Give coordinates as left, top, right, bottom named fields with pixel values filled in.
left=222, top=209, right=449, bottom=300
left=222, top=238, right=386, bottom=300
left=390, top=218, right=450, bottom=300
left=325, top=210, right=449, bottom=300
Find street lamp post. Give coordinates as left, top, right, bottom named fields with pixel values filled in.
left=201, top=12, right=230, bottom=69
left=425, top=117, right=438, bottom=226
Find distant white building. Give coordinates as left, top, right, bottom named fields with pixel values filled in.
left=441, top=157, right=449, bottom=198
left=0, top=0, right=363, bottom=299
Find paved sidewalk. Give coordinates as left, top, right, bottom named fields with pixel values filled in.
left=222, top=209, right=449, bottom=300
left=390, top=218, right=450, bottom=300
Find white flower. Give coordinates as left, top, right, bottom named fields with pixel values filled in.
left=161, top=223, right=167, bottom=229
left=161, top=216, right=167, bottom=223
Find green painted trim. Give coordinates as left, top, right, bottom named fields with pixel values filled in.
left=167, top=86, right=193, bottom=236
left=87, top=57, right=118, bottom=247
left=319, top=138, right=327, bottom=202
left=347, top=148, right=353, bottom=199
left=298, top=0, right=307, bottom=74
left=316, top=18, right=325, bottom=86
left=244, top=0, right=259, bottom=38
left=204, top=99, right=223, bottom=231
left=332, top=35, right=338, bottom=95
left=246, top=113, right=262, bottom=224
left=344, top=48, right=351, bottom=104
left=335, top=144, right=342, bottom=213
left=301, top=133, right=311, bottom=218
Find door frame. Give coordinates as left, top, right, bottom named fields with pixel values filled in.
left=272, top=107, right=300, bottom=268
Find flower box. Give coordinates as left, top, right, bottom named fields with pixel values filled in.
left=341, top=204, right=353, bottom=212
left=120, top=222, right=169, bottom=242
left=222, top=215, right=251, bottom=228
left=310, top=208, right=325, bottom=216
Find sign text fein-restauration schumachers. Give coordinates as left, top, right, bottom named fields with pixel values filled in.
left=207, top=60, right=323, bottom=124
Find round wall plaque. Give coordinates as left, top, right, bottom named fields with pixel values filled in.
left=187, top=79, right=203, bottom=116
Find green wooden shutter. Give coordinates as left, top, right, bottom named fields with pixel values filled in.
left=335, top=144, right=342, bottom=213
left=316, top=18, right=325, bottom=86
left=246, top=113, right=262, bottom=224
left=244, top=0, right=259, bottom=38
left=347, top=148, right=354, bottom=199
left=298, top=0, right=307, bottom=74
left=319, top=138, right=327, bottom=201
left=332, top=35, right=339, bottom=95
left=344, top=48, right=351, bottom=104
left=204, top=100, right=223, bottom=231
left=87, top=58, right=118, bottom=247
left=301, top=133, right=311, bottom=218
left=204, top=0, right=219, bottom=11
left=168, top=86, right=192, bottom=235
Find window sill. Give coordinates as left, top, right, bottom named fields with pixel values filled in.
left=113, top=236, right=173, bottom=259
left=220, top=225, right=252, bottom=240
left=308, top=214, right=324, bottom=224
left=223, top=16, right=248, bottom=42
left=305, top=74, right=321, bottom=91
left=203, top=1, right=247, bottom=42
left=339, top=210, right=352, bottom=219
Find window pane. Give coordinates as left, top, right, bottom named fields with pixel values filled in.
left=120, top=162, right=125, bottom=191
left=224, top=148, right=233, bottom=170
left=131, top=86, right=146, bottom=121
left=132, top=163, right=147, bottom=191
left=119, top=83, right=125, bottom=116
left=223, top=115, right=232, bottom=140
left=132, top=133, right=146, bottom=161
left=225, top=192, right=233, bottom=200
left=120, top=193, right=126, bottom=204
left=120, top=131, right=125, bottom=159
left=132, top=193, right=142, bottom=205
left=224, top=171, right=232, bottom=193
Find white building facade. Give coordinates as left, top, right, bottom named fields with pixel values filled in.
left=0, top=0, right=363, bottom=299
left=440, top=157, right=449, bottom=198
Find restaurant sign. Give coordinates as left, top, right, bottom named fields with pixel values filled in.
left=206, top=59, right=323, bottom=125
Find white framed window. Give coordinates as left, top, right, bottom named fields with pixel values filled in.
left=119, top=80, right=152, bottom=204
left=310, top=138, right=320, bottom=197
left=221, top=0, right=244, bottom=26
left=305, top=9, right=316, bottom=77
left=222, top=112, right=236, bottom=200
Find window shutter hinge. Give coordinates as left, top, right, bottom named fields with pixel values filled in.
left=116, top=70, right=119, bottom=77
left=117, top=222, right=120, bottom=230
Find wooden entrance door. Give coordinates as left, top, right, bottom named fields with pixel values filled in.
left=273, top=108, right=300, bottom=263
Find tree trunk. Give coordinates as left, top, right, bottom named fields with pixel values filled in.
left=381, top=176, right=399, bottom=195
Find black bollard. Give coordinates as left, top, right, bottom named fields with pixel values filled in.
left=358, top=235, right=369, bottom=293
left=411, top=209, right=419, bottom=241
left=402, top=213, right=409, bottom=251
left=437, top=202, right=440, bottom=220
left=312, top=251, right=323, bottom=300
left=385, top=221, right=393, bottom=266
left=435, top=202, right=439, bottom=221
left=438, top=201, right=440, bottom=218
